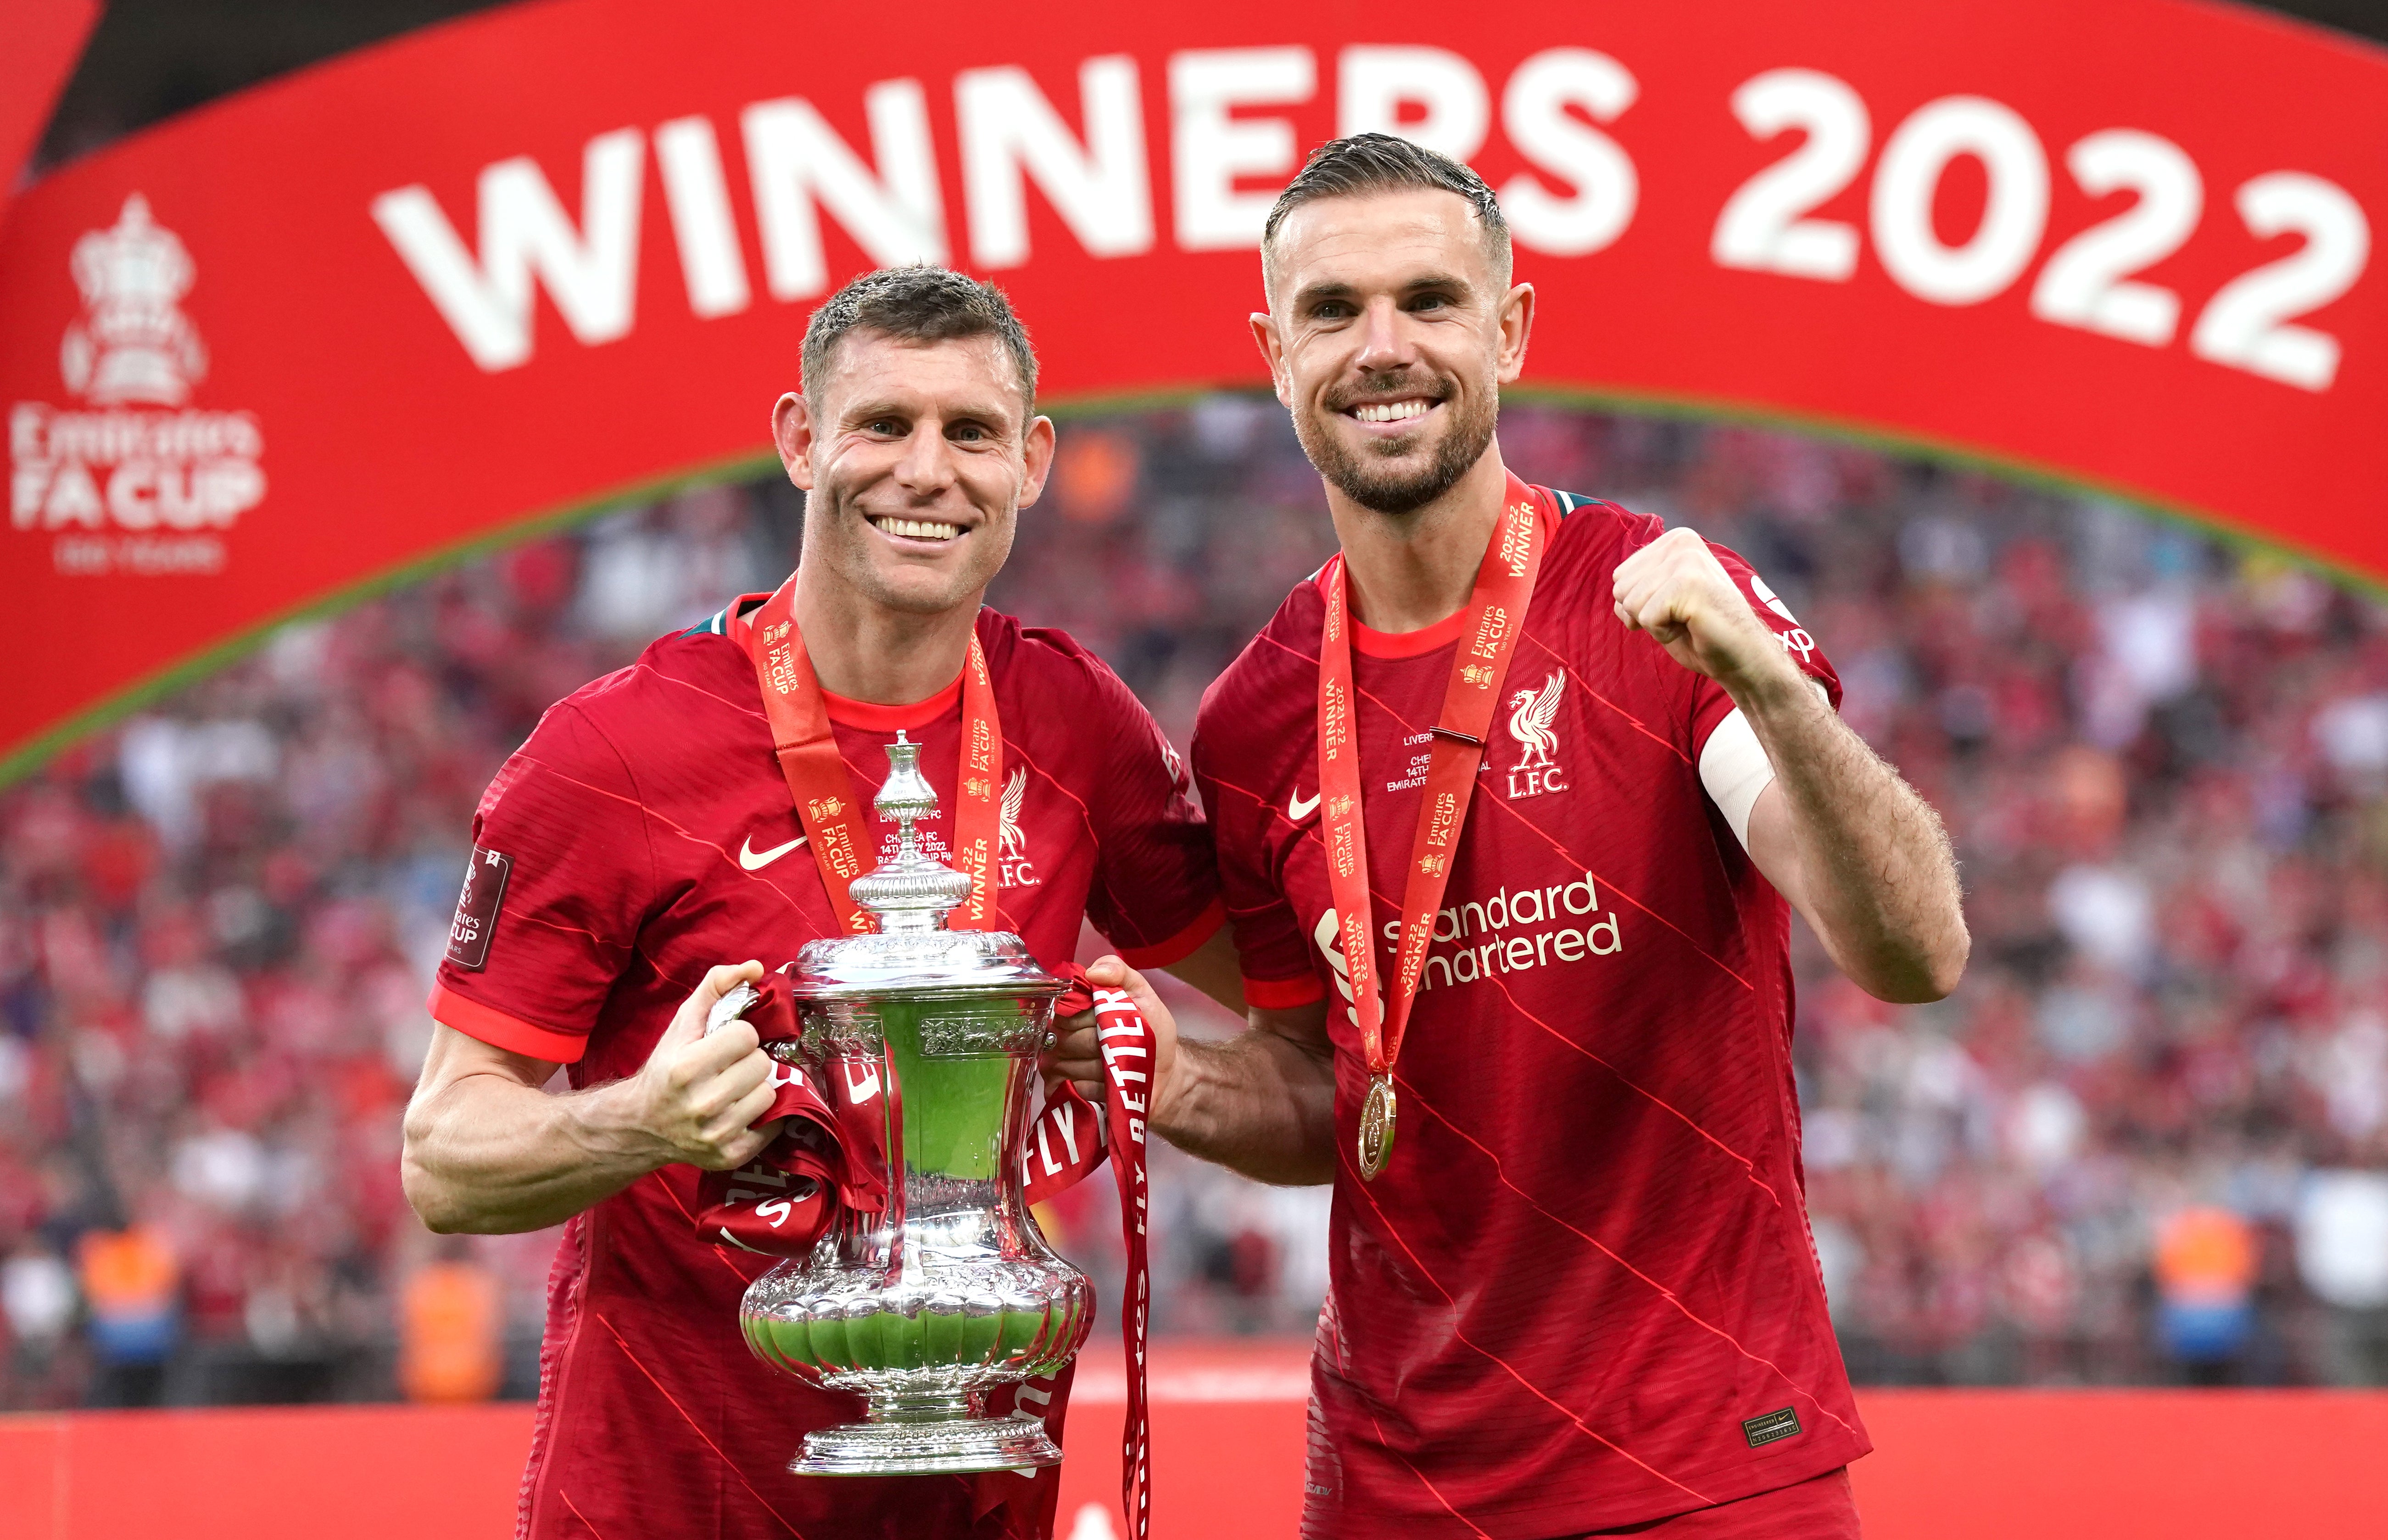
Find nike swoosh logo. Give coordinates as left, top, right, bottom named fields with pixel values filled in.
left=738, top=833, right=808, bottom=871
left=1287, top=789, right=1321, bottom=821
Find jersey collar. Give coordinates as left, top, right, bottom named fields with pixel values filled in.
left=724, top=590, right=965, bottom=729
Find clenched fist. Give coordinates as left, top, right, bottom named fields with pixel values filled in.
left=624, top=960, right=784, bottom=1171
left=1612, top=527, right=1802, bottom=699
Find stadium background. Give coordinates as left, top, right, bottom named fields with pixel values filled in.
left=10, top=394, right=2388, bottom=1405
left=4, top=1, right=2388, bottom=1532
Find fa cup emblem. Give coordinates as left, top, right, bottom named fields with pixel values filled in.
left=12, top=194, right=268, bottom=573
left=61, top=195, right=209, bottom=407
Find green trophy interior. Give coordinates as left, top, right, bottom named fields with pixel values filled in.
left=751, top=995, right=1078, bottom=1376
left=883, top=996, right=1012, bottom=1180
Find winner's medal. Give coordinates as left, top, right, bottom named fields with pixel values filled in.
left=1357, top=1074, right=1398, bottom=1180
left=1315, top=477, right=1551, bottom=1182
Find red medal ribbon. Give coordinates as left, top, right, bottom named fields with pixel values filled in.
left=737, top=573, right=1001, bottom=932
left=1316, top=477, right=1552, bottom=1108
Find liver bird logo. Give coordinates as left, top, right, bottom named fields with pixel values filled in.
left=1506, top=670, right=1565, bottom=770
left=997, top=767, right=1042, bottom=887
left=998, top=767, right=1029, bottom=858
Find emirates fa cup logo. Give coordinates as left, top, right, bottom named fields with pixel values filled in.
left=12, top=194, right=267, bottom=576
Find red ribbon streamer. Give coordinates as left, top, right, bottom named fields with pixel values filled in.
left=691, top=971, right=883, bottom=1255
left=1027, top=965, right=1155, bottom=1540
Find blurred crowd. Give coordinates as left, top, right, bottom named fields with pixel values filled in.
left=4, top=400, right=2387, bottom=1408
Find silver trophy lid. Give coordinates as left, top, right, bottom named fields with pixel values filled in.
left=790, top=734, right=1061, bottom=1002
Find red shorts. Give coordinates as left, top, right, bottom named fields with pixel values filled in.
left=1574, top=1467, right=1860, bottom=1539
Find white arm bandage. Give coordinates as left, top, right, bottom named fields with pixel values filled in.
left=1698, top=707, right=1776, bottom=853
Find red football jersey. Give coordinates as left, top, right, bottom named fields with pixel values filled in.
left=1192, top=491, right=1866, bottom=1538
left=430, top=598, right=1221, bottom=1540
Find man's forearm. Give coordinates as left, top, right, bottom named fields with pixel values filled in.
left=402, top=1072, right=664, bottom=1234
left=1155, top=1030, right=1339, bottom=1186
left=1738, top=670, right=1968, bottom=1002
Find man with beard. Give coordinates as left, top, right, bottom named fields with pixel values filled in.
left=402, top=265, right=1239, bottom=1539
left=1050, top=136, right=1968, bottom=1536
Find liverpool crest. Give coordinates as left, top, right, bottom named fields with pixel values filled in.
left=1504, top=670, right=1568, bottom=799
left=997, top=767, right=1040, bottom=888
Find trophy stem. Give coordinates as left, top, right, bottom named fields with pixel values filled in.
left=878, top=1389, right=976, bottom=1423
left=792, top=1388, right=1063, bottom=1476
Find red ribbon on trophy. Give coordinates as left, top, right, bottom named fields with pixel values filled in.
left=690, top=971, right=889, bottom=1254
left=1020, top=967, right=1156, bottom=1540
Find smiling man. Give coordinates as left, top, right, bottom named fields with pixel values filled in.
left=1051, top=136, right=1969, bottom=1536
left=401, top=266, right=1237, bottom=1540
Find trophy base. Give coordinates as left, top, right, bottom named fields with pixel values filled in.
left=794, top=1401, right=1061, bottom=1477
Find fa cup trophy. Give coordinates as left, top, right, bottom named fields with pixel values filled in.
left=735, top=738, right=1093, bottom=1474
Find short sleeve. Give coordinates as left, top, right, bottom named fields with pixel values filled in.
left=1190, top=703, right=1326, bottom=1010
left=1686, top=539, right=1844, bottom=758
left=1073, top=658, right=1224, bottom=970
left=427, top=703, right=652, bottom=1063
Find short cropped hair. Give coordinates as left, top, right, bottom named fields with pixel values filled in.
left=1261, top=133, right=1511, bottom=280
left=801, top=264, right=1038, bottom=409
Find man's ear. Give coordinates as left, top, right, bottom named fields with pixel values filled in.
left=1250, top=312, right=1293, bottom=407
left=1494, top=282, right=1536, bottom=386
left=1017, top=414, right=1057, bottom=508
left=772, top=392, right=816, bottom=491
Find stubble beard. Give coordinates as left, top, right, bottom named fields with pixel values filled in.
left=1294, top=376, right=1499, bottom=518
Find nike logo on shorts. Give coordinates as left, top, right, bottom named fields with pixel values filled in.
left=738, top=833, right=808, bottom=870
left=1288, top=789, right=1321, bottom=822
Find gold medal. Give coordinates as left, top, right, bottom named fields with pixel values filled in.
left=1356, top=1074, right=1397, bottom=1181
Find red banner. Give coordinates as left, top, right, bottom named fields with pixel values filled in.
left=0, top=0, right=98, bottom=222
left=3, top=0, right=2384, bottom=776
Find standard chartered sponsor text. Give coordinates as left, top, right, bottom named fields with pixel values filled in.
left=1381, top=870, right=1622, bottom=990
